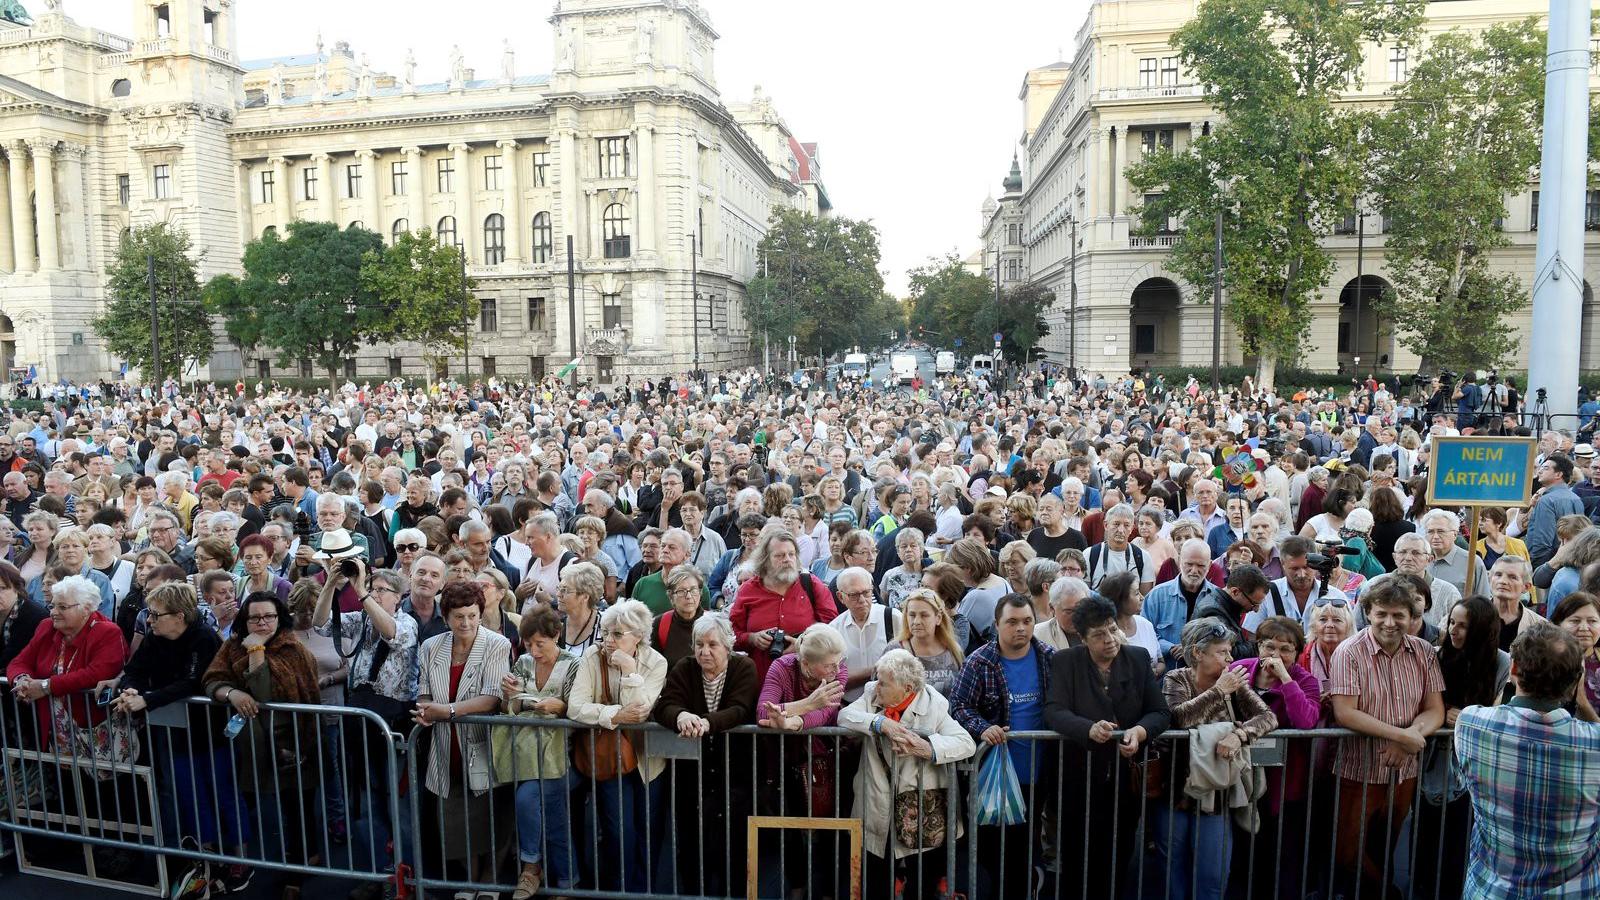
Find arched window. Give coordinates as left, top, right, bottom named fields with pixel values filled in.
left=531, top=212, right=553, bottom=264
left=602, top=203, right=630, bottom=259
left=261, top=225, right=277, bottom=239
left=347, top=221, right=364, bottom=231
left=436, top=215, right=457, bottom=248
left=483, top=214, right=506, bottom=265
left=110, top=78, right=132, bottom=98
left=391, top=218, right=409, bottom=243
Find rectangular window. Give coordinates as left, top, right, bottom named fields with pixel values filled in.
left=1144, top=193, right=1176, bottom=234
left=391, top=161, right=407, bottom=196
left=598, top=137, right=629, bottom=179
left=602, top=293, right=623, bottom=329
left=258, top=170, right=275, bottom=204
left=1336, top=209, right=1357, bottom=235
left=1134, top=324, right=1156, bottom=355
left=1141, top=130, right=1174, bottom=155
left=346, top=164, right=362, bottom=199
left=529, top=356, right=545, bottom=379
left=388, top=357, right=402, bottom=378
left=302, top=167, right=318, bottom=201
left=1587, top=190, right=1600, bottom=231
left=257, top=359, right=271, bottom=381
left=1138, top=58, right=1157, bottom=88
left=1338, top=322, right=1351, bottom=354
left=343, top=358, right=357, bottom=379
left=437, top=158, right=454, bottom=194
left=1531, top=191, right=1540, bottom=231
left=479, top=298, right=498, bottom=332
left=1160, top=56, right=1179, bottom=87
left=531, top=151, right=549, bottom=187
left=596, top=356, right=614, bottom=383
left=117, top=174, right=130, bottom=206
left=527, top=297, right=546, bottom=332
left=481, top=356, right=496, bottom=378
left=152, top=164, right=171, bottom=200
left=484, top=155, right=502, bottom=191
left=1388, top=46, right=1408, bottom=82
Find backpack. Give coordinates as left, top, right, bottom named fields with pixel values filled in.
left=1087, top=543, right=1145, bottom=587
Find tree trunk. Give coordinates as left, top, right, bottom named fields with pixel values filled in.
left=1255, top=351, right=1279, bottom=394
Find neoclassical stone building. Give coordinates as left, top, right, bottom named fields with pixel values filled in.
left=0, top=0, right=828, bottom=383
left=985, top=0, right=1600, bottom=376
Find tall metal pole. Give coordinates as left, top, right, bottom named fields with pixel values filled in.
left=1068, top=216, right=1078, bottom=380
left=1527, top=0, right=1590, bottom=416
left=459, top=244, right=470, bottom=383
left=1211, top=208, right=1223, bottom=391
left=1355, top=208, right=1365, bottom=371
left=993, top=248, right=1002, bottom=379
left=566, top=234, right=578, bottom=386
left=691, top=234, right=701, bottom=380
left=146, top=253, right=161, bottom=388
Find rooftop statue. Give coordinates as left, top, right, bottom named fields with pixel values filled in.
left=0, top=0, right=32, bottom=27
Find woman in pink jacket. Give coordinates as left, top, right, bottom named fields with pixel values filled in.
left=1233, top=615, right=1321, bottom=900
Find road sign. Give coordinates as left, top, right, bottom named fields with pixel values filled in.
left=1427, top=436, right=1537, bottom=507
left=954, top=338, right=962, bottom=347
left=992, top=332, right=1003, bottom=342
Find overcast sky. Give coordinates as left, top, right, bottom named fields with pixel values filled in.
left=69, top=0, right=1092, bottom=294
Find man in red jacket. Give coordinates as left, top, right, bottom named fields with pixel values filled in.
left=728, top=528, right=838, bottom=683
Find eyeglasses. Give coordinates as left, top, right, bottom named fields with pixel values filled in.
left=603, top=629, right=632, bottom=640
left=668, top=587, right=700, bottom=599
left=395, top=543, right=421, bottom=553
left=149, top=609, right=183, bottom=621
left=246, top=614, right=279, bottom=625
left=841, top=589, right=874, bottom=600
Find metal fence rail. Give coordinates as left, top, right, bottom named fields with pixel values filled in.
left=1, top=682, right=1472, bottom=900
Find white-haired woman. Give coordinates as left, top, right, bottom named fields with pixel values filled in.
left=6, top=574, right=127, bottom=751
left=652, top=615, right=760, bottom=897
left=85, top=523, right=136, bottom=606
left=567, top=598, right=668, bottom=893
left=555, top=560, right=606, bottom=653
left=881, top=527, right=928, bottom=610
left=841, top=648, right=976, bottom=900
left=1157, top=618, right=1278, bottom=900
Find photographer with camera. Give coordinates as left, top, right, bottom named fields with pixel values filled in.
left=1245, top=537, right=1350, bottom=634
left=1451, top=372, right=1484, bottom=434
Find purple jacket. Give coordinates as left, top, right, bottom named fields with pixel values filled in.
left=1236, top=656, right=1321, bottom=812
left=757, top=652, right=848, bottom=729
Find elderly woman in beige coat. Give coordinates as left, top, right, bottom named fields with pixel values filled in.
left=840, top=648, right=976, bottom=900
left=566, top=598, right=669, bottom=892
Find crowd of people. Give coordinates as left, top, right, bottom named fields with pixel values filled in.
left=0, top=365, right=1597, bottom=900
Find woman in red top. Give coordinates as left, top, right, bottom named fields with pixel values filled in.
left=728, top=528, right=839, bottom=684
left=7, top=573, right=127, bottom=742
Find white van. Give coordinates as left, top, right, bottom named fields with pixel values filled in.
left=891, top=353, right=918, bottom=385
left=935, top=351, right=956, bottom=375
left=841, top=353, right=869, bottom=381
left=970, top=354, right=995, bottom=376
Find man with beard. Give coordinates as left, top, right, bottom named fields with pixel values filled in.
left=1140, top=539, right=1213, bottom=664
left=727, top=528, right=838, bottom=684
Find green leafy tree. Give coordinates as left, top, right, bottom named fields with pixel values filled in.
left=223, top=220, right=387, bottom=387
left=1125, top=0, right=1423, bottom=389
left=908, top=255, right=1051, bottom=362
left=360, top=229, right=478, bottom=380
left=201, top=273, right=261, bottom=352
left=1367, top=21, right=1545, bottom=374
left=93, top=223, right=212, bottom=384
left=748, top=208, right=888, bottom=359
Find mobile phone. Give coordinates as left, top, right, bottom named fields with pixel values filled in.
left=96, top=686, right=118, bottom=706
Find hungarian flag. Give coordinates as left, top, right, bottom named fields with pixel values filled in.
left=555, top=356, right=583, bottom=379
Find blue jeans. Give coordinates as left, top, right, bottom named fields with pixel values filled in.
left=319, top=721, right=346, bottom=829
left=1155, top=807, right=1234, bottom=900
left=152, top=728, right=249, bottom=850
left=515, top=776, right=574, bottom=887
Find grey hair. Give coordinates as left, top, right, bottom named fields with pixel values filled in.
left=835, top=566, right=874, bottom=593
left=600, top=598, right=653, bottom=643
left=209, top=511, right=241, bottom=530
left=1179, top=618, right=1235, bottom=666
left=393, top=527, right=427, bottom=550
left=1023, top=557, right=1061, bottom=596
left=894, top=526, right=926, bottom=549
left=51, top=575, right=102, bottom=614
left=661, top=527, right=693, bottom=552
left=559, top=560, right=606, bottom=604
left=734, top=487, right=763, bottom=509
left=586, top=488, right=614, bottom=510
left=458, top=518, right=492, bottom=540
left=527, top=511, right=561, bottom=539
left=874, top=648, right=926, bottom=695
left=1420, top=508, right=1460, bottom=534
left=369, top=568, right=408, bottom=596
left=691, top=614, right=734, bottom=650
left=1103, top=503, right=1135, bottom=522
left=1179, top=538, right=1211, bottom=561
left=794, top=622, right=846, bottom=664
left=316, top=492, right=346, bottom=513
left=1394, top=532, right=1429, bottom=553
left=145, top=509, right=180, bottom=531
left=1049, top=576, right=1090, bottom=610
left=22, top=510, right=60, bottom=532
left=665, top=564, right=705, bottom=591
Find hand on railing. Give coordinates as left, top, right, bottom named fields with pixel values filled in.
left=980, top=725, right=1010, bottom=746
left=1118, top=725, right=1148, bottom=758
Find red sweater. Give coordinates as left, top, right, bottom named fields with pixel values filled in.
left=6, top=612, right=127, bottom=729
left=728, top=574, right=839, bottom=684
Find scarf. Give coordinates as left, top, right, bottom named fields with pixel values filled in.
left=204, top=630, right=322, bottom=706
left=881, top=689, right=917, bottom=723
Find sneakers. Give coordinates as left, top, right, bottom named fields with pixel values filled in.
left=170, top=859, right=211, bottom=900
left=213, top=863, right=254, bottom=895
left=512, top=863, right=542, bottom=900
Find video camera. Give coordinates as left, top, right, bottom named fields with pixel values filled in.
left=1306, top=543, right=1362, bottom=577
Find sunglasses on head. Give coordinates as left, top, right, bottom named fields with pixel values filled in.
left=1312, top=596, right=1349, bottom=608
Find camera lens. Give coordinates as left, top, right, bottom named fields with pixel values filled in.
left=338, top=558, right=360, bottom=578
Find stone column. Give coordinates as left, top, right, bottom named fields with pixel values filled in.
left=29, top=140, right=58, bottom=271
left=269, top=156, right=292, bottom=226
left=1084, top=127, right=1102, bottom=221
left=9, top=142, right=32, bottom=272
left=588, top=191, right=603, bottom=261
left=60, top=143, right=87, bottom=271
left=558, top=129, right=578, bottom=256
left=635, top=121, right=655, bottom=253
left=1107, top=127, right=1121, bottom=220
left=236, top=161, right=254, bottom=244
left=0, top=153, right=14, bottom=272
left=450, top=143, right=473, bottom=260
left=403, top=146, right=424, bottom=231
left=497, top=139, right=521, bottom=263
left=312, top=153, right=335, bottom=222
left=357, top=149, right=381, bottom=230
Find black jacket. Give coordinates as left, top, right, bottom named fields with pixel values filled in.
left=1043, top=644, right=1170, bottom=782
left=118, top=622, right=225, bottom=738
left=1191, top=585, right=1256, bottom=660
left=1, top=597, right=48, bottom=670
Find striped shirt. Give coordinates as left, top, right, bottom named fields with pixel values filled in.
left=1328, top=628, right=1444, bottom=783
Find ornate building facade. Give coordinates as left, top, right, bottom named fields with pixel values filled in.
left=986, top=0, right=1600, bottom=376
left=0, top=0, right=830, bottom=383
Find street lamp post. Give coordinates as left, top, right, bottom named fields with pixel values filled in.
left=1353, top=204, right=1365, bottom=375
left=1211, top=205, right=1223, bottom=392
left=1068, top=214, right=1078, bottom=381
left=690, top=233, right=700, bottom=382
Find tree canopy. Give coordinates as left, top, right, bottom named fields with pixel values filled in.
left=907, top=255, right=1052, bottom=363
left=1125, top=0, right=1423, bottom=389
left=360, top=229, right=479, bottom=376
left=94, top=222, right=212, bottom=383
left=745, top=208, right=897, bottom=358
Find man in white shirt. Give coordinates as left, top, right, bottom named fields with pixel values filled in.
left=1247, top=535, right=1348, bottom=632
left=828, top=567, right=892, bottom=702
left=1087, top=504, right=1153, bottom=594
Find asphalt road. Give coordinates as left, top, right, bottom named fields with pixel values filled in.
left=866, top=347, right=938, bottom=387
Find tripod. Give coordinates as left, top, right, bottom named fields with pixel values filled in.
left=1531, top=389, right=1549, bottom=437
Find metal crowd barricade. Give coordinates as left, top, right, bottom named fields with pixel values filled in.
left=0, top=682, right=1475, bottom=900
left=0, top=679, right=403, bottom=896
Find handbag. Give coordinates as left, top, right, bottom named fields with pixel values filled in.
left=572, top=653, right=639, bottom=782
left=871, top=735, right=948, bottom=849
left=52, top=702, right=140, bottom=782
